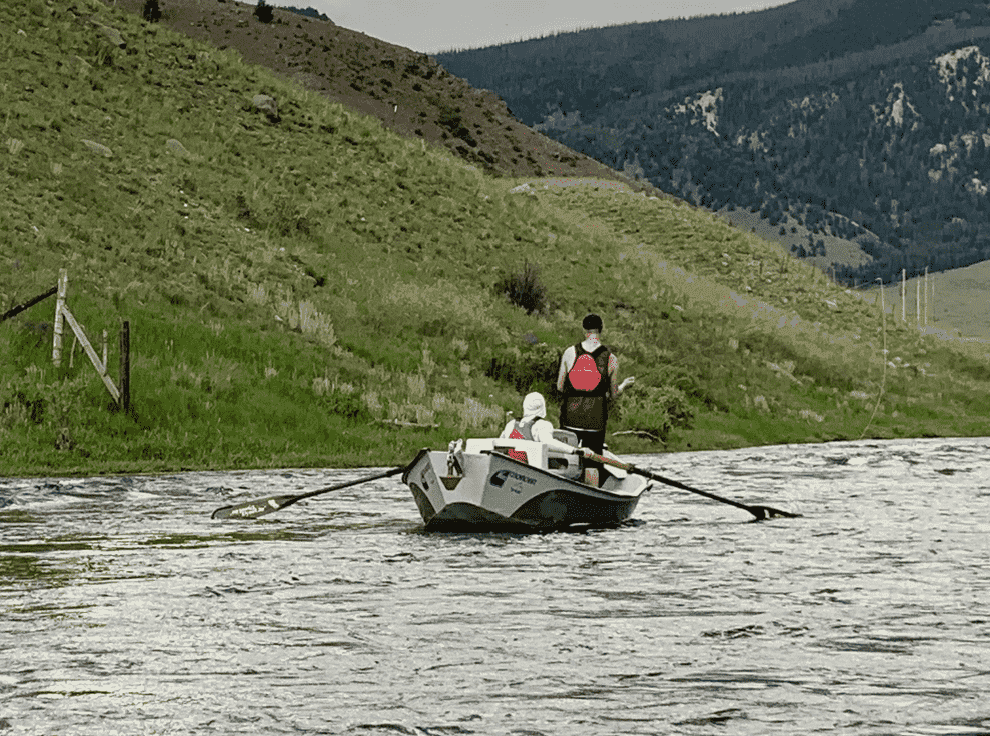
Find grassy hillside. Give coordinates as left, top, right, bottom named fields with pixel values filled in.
left=870, top=260, right=990, bottom=342
left=3, top=0, right=990, bottom=477
left=107, top=0, right=639, bottom=184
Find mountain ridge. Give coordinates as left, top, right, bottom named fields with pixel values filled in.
left=438, top=0, right=990, bottom=288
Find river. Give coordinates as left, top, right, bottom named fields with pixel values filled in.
left=2, top=437, right=988, bottom=735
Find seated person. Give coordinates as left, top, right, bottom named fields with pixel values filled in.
left=500, top=392, right=592, bottom=464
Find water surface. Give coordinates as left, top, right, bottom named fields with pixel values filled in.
left=2, top=438, right=989, bottom=735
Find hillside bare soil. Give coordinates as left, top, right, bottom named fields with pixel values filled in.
left=108, top=0, right=648, bottom=188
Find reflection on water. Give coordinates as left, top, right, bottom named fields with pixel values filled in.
left=2, top=438, right=989, bottom=735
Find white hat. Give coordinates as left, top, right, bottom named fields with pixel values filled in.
left=522, top=392, right=547, bottom=419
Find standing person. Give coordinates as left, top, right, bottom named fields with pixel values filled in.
left=556, top=313, right=634, bottom=484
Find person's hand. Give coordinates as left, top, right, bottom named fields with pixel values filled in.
left=619, top=376, right=635, bottom=392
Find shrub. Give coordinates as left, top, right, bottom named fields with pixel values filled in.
left=613, top=384, right=694, bottom=443
left=254, top=0, right=274, bottom=23
left=437, top=105, right=462, bottom=132
left=495, top=261, right=550, bottom=314
left=485, top=342, right=561, bottom=394
left=2, top=369, right=94, bottom=454
left=317, top=390, right=368, bottom=421
left=142, top=0, right=162, bottom=22
left=437, top=104, right=475, bottom=145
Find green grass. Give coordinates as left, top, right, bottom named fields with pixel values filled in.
left=3, top=0, right=990, bottom=476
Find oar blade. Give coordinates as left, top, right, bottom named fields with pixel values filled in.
left=211, top=495, right=295, bottom=520
left=752, top=505, right=802, bottom=521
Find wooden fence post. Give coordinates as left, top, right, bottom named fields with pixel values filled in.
left=62, top=306, right=120, bottom=403
left=45, top=269, right=131, bottom=412
left=900, top=269, right=906, bottom=322
left=119, top=320, right=130, bottom=413
left=914, top=279, right=927, bottom=327
left=931, top=278, right=936, bottom=325
left=53, top=269, right=68, bottom=366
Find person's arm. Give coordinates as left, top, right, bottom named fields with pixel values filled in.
left=608, top=354, right=635, bottom=400
left=556, top=346, right=574, bottom=393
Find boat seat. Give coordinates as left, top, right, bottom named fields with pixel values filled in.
left=463, top=437, right=581, bottom=479
left=546, top=449, right=581, bottom=479
left=465, top=438, right=547, bottom=468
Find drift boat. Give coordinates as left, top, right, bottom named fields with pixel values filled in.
left=212, top=431, right=799, bottom=526
left=402, top=432, right=652, bottom=531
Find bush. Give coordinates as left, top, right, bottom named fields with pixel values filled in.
left=613, top=384, right=693, bottom=443
left=495, top=261, right=550, bottom=314
left=437, top=104, right=474, bottom=143
left=317, top=390, right=368, bottom=422
left=142, top=0, right=162, bottom=22
left=254, top=0, right=274, bottom=23
left=485, top=342, right=561, bottom=394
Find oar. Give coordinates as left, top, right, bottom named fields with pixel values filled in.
left=586, top=451, right=800, bottom=521
left=211, top=466, right=406, bottom=520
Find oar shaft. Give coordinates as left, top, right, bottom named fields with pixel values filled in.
left=641, top=469, right=755, bottom=513
left=587, top=451, right=794, bottom=520
left=293, top=466, right=404, bottom=503
left=211, top=466, right=405, bottom=520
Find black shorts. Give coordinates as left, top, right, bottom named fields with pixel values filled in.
left=563, top=427, right=606, bottom=455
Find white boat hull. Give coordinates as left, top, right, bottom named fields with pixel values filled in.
left=403, top=446, right=650, bottom=531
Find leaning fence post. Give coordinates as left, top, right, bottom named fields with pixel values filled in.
left=119, top=320, right=130, bottom=413
left=53, top=269, right=68, bottom=366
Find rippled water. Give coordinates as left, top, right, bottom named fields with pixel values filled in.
left=2, top=438, right=989, bottom=735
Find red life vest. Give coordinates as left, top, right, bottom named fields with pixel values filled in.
left=507, top=419, right=534, bottom=463
left=568, top=353, right=602, bottom=391
left=560, top=344, right=611, bottom=432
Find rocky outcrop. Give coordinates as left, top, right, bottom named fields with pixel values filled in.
left=252, top=93, right=279, bottom=123
left=81, top=139, right=113, bottom=157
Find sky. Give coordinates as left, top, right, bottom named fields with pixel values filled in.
left=274, top=0, right=795, bottom=54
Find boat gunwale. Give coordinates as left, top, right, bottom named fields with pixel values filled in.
left=405, top=446, right=649, bottom=499
left=485, top=449, right=649, bottom=499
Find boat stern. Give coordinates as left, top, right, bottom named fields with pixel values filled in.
left=403, top=444, right=649, bottom=532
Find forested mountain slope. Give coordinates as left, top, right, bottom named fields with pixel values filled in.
left=438, top=0, right=990, bottom=285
